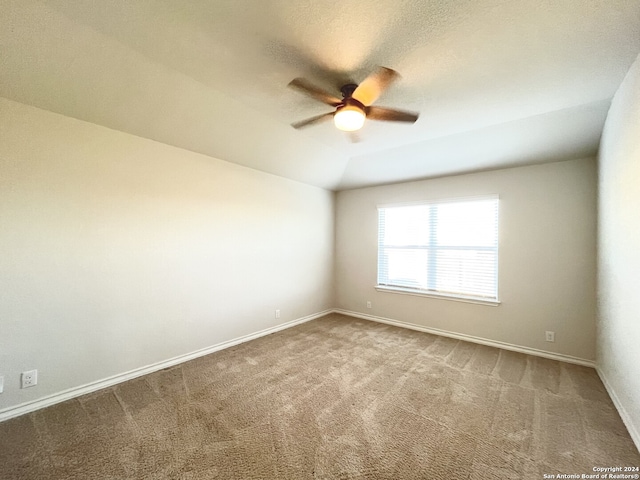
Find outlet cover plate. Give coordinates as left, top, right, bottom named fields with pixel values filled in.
left=21, top=370, right=38, bottom=389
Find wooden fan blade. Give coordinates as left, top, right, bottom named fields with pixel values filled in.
left=366, top=106, right=419, bottom=123
left=352, top=67, right=400, bottom=106
left=291, top=112, right=334, bottom=129
left=288, top=78, right=342, bottom=106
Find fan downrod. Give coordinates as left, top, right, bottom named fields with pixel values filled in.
left=340, top=83, right=358, bottom=99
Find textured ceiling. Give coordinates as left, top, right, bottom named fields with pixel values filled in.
left=1, top=0, right=639, bottom=190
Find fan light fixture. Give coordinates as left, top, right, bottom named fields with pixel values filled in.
left=333, top=105, right=366, bottom=132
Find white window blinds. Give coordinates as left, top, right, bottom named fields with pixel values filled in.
left=377, top=196, right=499, bottom=301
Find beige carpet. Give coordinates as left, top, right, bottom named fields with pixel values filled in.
left=1, top=313, right=638, bottom=479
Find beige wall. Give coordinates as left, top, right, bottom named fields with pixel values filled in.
left=0, top=97, right=334, bottom=412
left=335, top=158, right=597, bottom=361
left=597, top=53, right=640, bottom=446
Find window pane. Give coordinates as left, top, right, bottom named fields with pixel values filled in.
left=382, top=248, right=429, bottom=288
left=434, top=249, right=497, bottom=297
left=382, top=205, right=430, bottom=246
left=436, top=200, right=497, bottom=247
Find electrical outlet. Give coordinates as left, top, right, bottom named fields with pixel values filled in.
left=0, top=375, right=4, bottom=394
left=21, top=370, right=37, bottom=389
left=366, top=301, right=372, bottom=309
left=545, top=331, right=555, bottom=342
left=275, top=309, right=280, bottom=319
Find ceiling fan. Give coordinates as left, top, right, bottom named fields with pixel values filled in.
left=288, top=66, right=419, bottom=132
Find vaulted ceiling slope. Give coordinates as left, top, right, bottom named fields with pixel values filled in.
left=1, top=1, right=639, bottom=190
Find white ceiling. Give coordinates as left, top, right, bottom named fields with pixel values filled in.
left=1, top=0, right=639, bottom=190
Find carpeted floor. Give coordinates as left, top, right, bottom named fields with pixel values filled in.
left=1, top=313, right=638, bottom=479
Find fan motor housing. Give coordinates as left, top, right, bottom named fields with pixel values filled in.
left=340, top=97, right=366, bottom=112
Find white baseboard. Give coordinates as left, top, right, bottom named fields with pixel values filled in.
left=0, top=309, right=332, bottom=423
left=596, top=367, right=640, bottom=453
left=333, top=309, right=596, bottom=368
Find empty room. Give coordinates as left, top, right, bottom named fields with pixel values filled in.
left=1, top=1, right=639, bottom=478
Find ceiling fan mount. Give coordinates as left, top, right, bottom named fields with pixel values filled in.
left=340, top=83, right=358, bottom=99
left=287, top=67, right=419, bottom=133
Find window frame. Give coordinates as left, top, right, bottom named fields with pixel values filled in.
left=376, top=195, right=500, bottom=306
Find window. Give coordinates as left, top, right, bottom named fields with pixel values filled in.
left=377, top=196, right=499, bottom=304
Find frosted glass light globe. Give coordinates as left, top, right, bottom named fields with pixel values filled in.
left=334, top=106, right=366, bottom=131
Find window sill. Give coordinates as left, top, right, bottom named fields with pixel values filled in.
left=374, top=285, right=501, bottom=306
